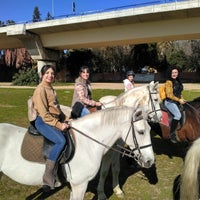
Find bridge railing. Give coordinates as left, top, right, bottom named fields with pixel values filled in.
left=1, top=0, right=186, bottom=26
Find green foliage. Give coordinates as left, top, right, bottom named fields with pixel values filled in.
left=167, top=50, right=189, bottom=70
left=12, top=68, right=39, bottom=86
left=32, top=6, right=41, bottom=22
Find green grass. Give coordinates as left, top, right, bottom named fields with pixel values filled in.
left=0, top=87, right=199, bottom=200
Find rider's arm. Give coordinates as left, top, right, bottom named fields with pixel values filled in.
left=33, top=85, right=65, bottom=130
left=165, top=80, right=181, bottom=103
left=75, top=83, right=97, bottom=106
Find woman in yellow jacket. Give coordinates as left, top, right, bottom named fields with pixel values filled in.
left=164, top=66, right=186, bottom=143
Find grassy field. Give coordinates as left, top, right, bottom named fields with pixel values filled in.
left=0, top=86, right=199, bottom=200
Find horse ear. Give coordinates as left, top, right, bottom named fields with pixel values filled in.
left=154, top=81, right=159, bottom=89
left=149, top=81, right=159, bottom=90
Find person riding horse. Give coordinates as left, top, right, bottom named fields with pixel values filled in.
left=163, top=66, right=186, bottom=143
left=32, top=65, right=70, bottom=191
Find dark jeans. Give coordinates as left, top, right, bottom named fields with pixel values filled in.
left=35, top=116, right=66, bottom=161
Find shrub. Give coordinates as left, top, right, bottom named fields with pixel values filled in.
left=12, top=68, right=39, bottom=86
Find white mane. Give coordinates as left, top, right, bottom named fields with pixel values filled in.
left=71, top=106, right=134, bottom=129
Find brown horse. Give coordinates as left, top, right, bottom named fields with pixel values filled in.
left=150, top=97, right=200, bottom=143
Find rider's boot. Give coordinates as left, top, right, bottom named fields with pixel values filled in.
left=43, top=159, right=56, bottom=192
left=170, top=119, right=179, bottom=143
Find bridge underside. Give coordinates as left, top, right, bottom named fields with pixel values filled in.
left=0, top=0, right=200, bottom=61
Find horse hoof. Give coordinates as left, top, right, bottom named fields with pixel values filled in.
left=55, top=181, right=62, bottom=188
left=113, top=185, right=125, bottom=198
left=116, top=192, right=125, bottom=199
left=42, top=185, right=51, bottom=193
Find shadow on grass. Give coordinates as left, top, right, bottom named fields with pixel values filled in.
left=25, top=183, right=71, bottom=200
left=87, top=136, right=189, bottom=200
left=25, top=137, right=188, bottom=200
left=152, top=137, right=189, bottom=159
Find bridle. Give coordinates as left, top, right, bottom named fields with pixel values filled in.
left=101, top=86, right=161, bottom=123
left=70, top=112, right=152, bottom=164
left=146, top=85, right=161, bottom=123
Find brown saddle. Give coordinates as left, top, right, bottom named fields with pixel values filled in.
left=21, top=124, right=75, bottom=164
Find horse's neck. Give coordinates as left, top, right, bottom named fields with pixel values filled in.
left=70, top=111, right=129, bottom=149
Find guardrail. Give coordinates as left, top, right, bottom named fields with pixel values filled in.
left=0, top=0, right=185, bottom=26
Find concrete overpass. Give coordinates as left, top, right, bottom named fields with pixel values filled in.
left=0, top=0, right=200, bottom=69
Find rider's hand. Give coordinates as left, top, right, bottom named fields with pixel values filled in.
left=96, top=101, right=102, bottom=107
left=61, top=123, right=69, bottom=131
left=179, top=99, right=186, bottom=104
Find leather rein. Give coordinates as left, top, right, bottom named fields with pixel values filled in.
left=146, top=85, right=162, bottom=123
left=70, top=114, right=152, bottom=161
left=70, top=86, right=160, bottom=161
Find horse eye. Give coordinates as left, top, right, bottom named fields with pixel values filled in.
left=138, top=130, right=144, bottom=135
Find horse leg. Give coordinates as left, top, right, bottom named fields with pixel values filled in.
left=97, top=151, right=113, bottom=200
left=112, top=152, right=125, bottom=198
left=0, top=172, right=3, bottom=180
left=70, top=182, right=88, bottom=200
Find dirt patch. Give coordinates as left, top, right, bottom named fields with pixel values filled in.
left=0, top=82, right=199, bottom=90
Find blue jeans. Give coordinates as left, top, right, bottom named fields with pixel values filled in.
left=81, top=107, right=90, bottom=117
left=164, top=100, right=181, bottom=120
left=35, top=116, right=66, bottom=161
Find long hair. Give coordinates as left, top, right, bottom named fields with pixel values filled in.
left=166, top=66, right=182, bottom=83
left=40, top=65, right=56, bottom=82
left=79, top=66, right=90, bottom=74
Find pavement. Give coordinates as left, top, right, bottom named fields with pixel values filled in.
left=0, top=82, right=199, bottom=90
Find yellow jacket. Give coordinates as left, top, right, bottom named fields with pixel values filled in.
left=165, top=80, right=182, bottom=102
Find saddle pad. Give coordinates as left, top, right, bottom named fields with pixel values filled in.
left=21, top=132, right=46, bottom=164
left=160, top=111, right=169, bottom=127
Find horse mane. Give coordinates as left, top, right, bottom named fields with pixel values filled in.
left=183, top=97, right=200, bottom=128
left=184, top=96, right=200, bottom=114
left=71, top=106, right=133, bottom=128
left=109, top=84, right=147, bottom=104
left=180, top=137, right=200, bottom=199
left=100, top=106, right=133, bottom=126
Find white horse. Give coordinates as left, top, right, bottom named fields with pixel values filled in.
left=96, top=81, right=162, bottom=199
left=0, top=106, right=153, bottom=200
left=60, top=81, right=161, bottom=199
left=100, top=81, right=162, bottom=123
left=178, top=138, right=200, bottom=200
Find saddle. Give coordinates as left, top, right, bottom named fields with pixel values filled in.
left=160, top=102, right=186, bottom=128
left=21, top=123, right=75, bottom=164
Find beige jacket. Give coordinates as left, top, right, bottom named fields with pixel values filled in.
left=32, top=82, right=69, bottom=130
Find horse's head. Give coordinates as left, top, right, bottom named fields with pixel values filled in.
left=141, top=81, right=162, bottom=123
left=99, top=82, right=162, bottom=123
left=122, top=108, right=154, bottom=168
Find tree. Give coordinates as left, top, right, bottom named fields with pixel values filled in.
left=46, top=12, right=53, bottom=20
left=167, top=50, right=189, bottom=70
left=32, top=6, right=41, bottom=22
left=6, top=20, right=15, bottom=25
left=188, top=40, right=200, bottom=72
left=0, top=20, right=5, bottom=27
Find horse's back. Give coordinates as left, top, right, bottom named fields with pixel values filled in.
left=0, top=123, right=26, bottom=134
left=0, top=123, right=27, bottom=170
left=60, top=105, right=72, bottom=117
left=99, top=95, right=117, bottom=104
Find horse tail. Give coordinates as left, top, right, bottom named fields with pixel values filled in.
left=180, top=138, right=200, bottom=200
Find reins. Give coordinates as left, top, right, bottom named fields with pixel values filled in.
left=147, top=85, right=161, bottom=122
left=185, top=102, right=198, bottom=113
left=70, top=116, right=151, bottom=160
